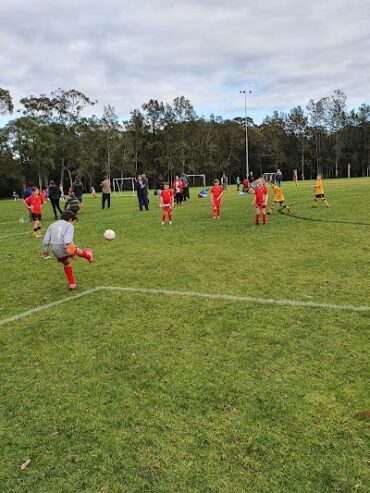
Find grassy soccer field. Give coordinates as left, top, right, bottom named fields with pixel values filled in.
left=0, top=179, right=369, bottom=493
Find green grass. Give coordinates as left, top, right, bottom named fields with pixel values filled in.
left=0, top=179, right=369, bottom=492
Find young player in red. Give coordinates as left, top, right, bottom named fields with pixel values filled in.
left=253, top=178, right=268, bottom=225
left=160, top=182, right=175, bottom=225
left=23, top=187, right=45, bottom=237
left=42, top=210, right=93, bottom=290
left=210, top=179, right=224, bottom=220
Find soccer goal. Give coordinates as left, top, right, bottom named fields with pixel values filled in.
left=263, top=172, right=276, bottom=183
left=112, top=177, right=136, bottom=196
left=186, top=174, right=206, bottom=188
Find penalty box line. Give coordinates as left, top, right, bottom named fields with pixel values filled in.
left=0, top=286, right=369, bottom=328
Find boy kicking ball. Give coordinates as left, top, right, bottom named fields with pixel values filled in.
left=42, top=210, right=93, bottom=290
left=160, top=182, right=174, bottom=225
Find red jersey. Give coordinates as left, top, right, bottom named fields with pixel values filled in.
left=25, top=194, right=44, bottom=214
left=160, top=189, right=174, bottom=207
left=172, top=179, right=184, bottom=194
left=211, top=185, right=223, bottom=205
left=242, top=178, right=249, bottom=187
left=254, top=184, right=268, bottom=205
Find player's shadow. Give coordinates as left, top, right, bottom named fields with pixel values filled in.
left=278, top=209, right=370, bottom=227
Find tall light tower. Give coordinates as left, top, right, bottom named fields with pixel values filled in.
left=240, top=90, right=252, bottom=177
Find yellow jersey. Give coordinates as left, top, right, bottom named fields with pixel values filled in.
left=272, top=185, right=284, bottom=202
left=315, top=179, right=324, bottom=195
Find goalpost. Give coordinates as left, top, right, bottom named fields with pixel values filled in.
left=186, top=174, right=206, bottom=188
left=263, top=172, right=276, bottom=183
left=112, top=177, right=136, bottom=196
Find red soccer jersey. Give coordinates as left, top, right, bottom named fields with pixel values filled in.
left=160, top=189, right=174, bottom=207
left=211, top=185, right=223, bottom=206
left=172, top=180, right=184, bottom=193
left=254, top=185, right=268, bottom=204
left=25, top=194, right=44, bottom=214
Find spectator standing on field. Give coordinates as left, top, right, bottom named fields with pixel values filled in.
left=236, top=176, right=241, bottom=191
left=155, top=175, right=164, bottom=196
left=100, top=176, right=111, bottom=209
left=141, top=174, right=150, bottom=206
left=180, top=173, right=190, bottom=201
left=49, top=180, right=63, bottom=219
left=276, top=169, right=283, bottom=187
left=72, top=177, right=84, bottom=210
left=221, top=172, right=228, bottom=190
left=135, top=175, right=149, bottom=211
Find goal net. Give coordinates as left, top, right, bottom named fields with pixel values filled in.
left=112, top=177, right=136, bottom=196
left=263, top=172, right=276, bottom=183
left=186, top=174, right=206, bottom=188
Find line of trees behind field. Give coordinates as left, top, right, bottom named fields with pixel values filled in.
left=0, top=87, right=370, bottom=196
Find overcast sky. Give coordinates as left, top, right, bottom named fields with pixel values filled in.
left=1, top=0, right=369, bottom=123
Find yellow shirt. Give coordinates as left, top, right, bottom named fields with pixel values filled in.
left=272, top=185, right=284, bottom=202
left=315, top=180, right=324, bottom=195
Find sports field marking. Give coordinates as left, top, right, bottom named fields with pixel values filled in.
left=0, top=285, right=369, bottom=328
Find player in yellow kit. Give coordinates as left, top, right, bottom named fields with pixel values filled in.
left=267, top=181, right=290, bottom=214
left=312, top=174, right=329, bottom=207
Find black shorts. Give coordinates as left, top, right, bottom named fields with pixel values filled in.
left=76, top=196, right=83, bottom=203
left=31, top=213, right=42, bottom=221
left=315, top=194, right=325, bottom=199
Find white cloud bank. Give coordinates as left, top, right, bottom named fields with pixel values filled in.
left=1, top=0, right=369, bottom=121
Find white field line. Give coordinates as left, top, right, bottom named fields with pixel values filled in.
left=0, top=285, right=369, bottom=328
left=0, top=231, right=31, bottom=241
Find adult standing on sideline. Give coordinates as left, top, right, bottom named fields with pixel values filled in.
left=100, top=176, right=111, bottom=209
left=155, top=175, right=164, bottom=196
left=180, top=173, right=190, bottom=201
left=221, top=172, right=228, bottom=190
left=141, top=174, right=150, bottom=207
left=276, top=169, right=283, bottom=187
left=135, top=175, right=149, bottom=211
left=49, top=180, right=62, bottom=219
left=72, top=176, right=84, bottom=210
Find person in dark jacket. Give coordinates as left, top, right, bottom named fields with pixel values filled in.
left=65, top=194, right=81, bottom=214
left=135, top=175, right=149, bottom=211
left=49, top=180, right=62, bottom=219
left=72, top=177, right=84, bottom=210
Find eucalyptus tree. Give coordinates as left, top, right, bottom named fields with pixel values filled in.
left=327, top=90, right=347, bottom=177
left=50, top=89, right=96, bottom=186
left=287, top=106, right=309, bottom=179
left=306, top=98, right=329, bottom=175
left=6, top=116, right=56, bottom=188
left=99, top=105, right=122, bottom=178
left=0, top=88, right=14, bottom=115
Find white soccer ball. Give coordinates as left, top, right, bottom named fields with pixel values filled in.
left=104, top=229, right=116, bottom=241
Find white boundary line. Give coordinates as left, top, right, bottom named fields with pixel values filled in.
left=0, top=285, right=369, bottom=328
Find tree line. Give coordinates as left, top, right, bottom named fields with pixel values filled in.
left=0, top=87, right=369, bottom=196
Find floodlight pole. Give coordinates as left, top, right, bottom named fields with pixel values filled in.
left=240, top=90, right=252, bottom=177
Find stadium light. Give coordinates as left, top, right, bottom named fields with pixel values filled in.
left=240, top=90, right=252, bottom=177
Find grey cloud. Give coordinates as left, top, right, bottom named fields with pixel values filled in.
left=1, top=0, right=369, bottom=121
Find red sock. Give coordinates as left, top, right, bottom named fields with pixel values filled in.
left=162, top=211, right=166, bottom=221
left=168, top=212, right=172, bottom=221
left=64, top=265, right=75, bottom=284
left=255, top=214, right=260, bottom=224
left=263, top=213, right=267, bottom=224
left=217, top=208, right=221, bottom=217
